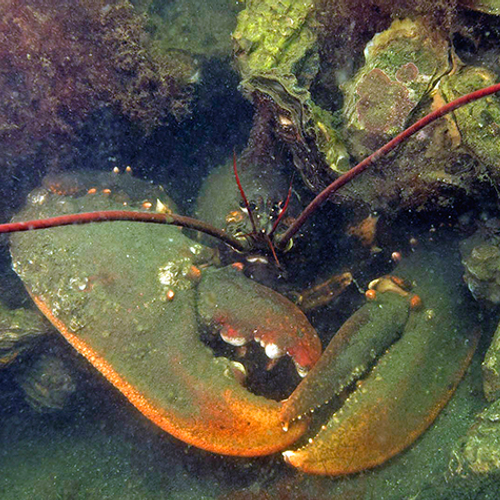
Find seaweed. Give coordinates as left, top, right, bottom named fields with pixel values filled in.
left=0, top=0, right=193, bottom=168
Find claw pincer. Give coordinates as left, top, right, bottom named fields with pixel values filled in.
left=197, top=266, right=322, bottom=377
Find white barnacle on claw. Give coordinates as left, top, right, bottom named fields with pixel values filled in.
left=186, top=241, right=203, bottom=256
left=293, top=361, right=309, bottom=378
left=220, top=327, right=247, bottom=347
left=158, top=262, right=177, bottom=286
left=264, top=342, right=283, bottom=360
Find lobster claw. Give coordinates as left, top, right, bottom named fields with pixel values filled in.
left=29, top=288, right=308, bottom=457
left=9, top=174, right=318, bottom=457
left=282, top=244, right=480, bottom=475
left=14, top=229, right=313, bottom=457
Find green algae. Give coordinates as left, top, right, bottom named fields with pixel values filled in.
left=234, top=0, right=349, bottom=175
left=439, top=65, right=500, bottom=182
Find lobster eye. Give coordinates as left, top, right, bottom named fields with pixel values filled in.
left=239, top=200, right=258, bottom=213
left=239, top=201, right=257, bottom=213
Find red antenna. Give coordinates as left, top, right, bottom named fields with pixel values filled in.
left=276, top=81, right=500, bottom=250
left=233, top=150, right=258, bottom=235
left=268, top=180, right=293, bottom=240
left=2, top=83, right=500, bottom=257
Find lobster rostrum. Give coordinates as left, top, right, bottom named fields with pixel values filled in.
left=0, top=83, right=496, bottom=475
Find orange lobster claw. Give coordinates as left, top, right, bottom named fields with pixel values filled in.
left=282, top=245, right=479, bottom=475
left=31, top=293, right=306, bottom=457
left=10, top=176, right=310, bottom=457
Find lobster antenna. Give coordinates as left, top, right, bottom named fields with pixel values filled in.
left=276, top=81, right=500, bottom=250
left=268, top=175, right=294, bottom=240
left=2, top=84, right=500, bottom=258
left=264, top=231, right=282, bottom=269
left=0, top=211, right=249, bottom=252
left=233, top=150, right=258, bottom=235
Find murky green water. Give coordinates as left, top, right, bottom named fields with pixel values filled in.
left=2, top=1, right=500, bottom=498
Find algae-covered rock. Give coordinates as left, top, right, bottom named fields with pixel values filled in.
left=330, top=23, right=500, bottom=214
left=483, top=323, right=500, bottom=402
left=461, top=398, right=500, bottom=474
left=17, top=353, right=76, bottom=412
left=460, top=231, right=500, bottom=402
left=439, top=65, right=500, bottom=183
left=460, top=0, right=500, bottom=15
left=460, top=231, right=500, bottom=305
left=234, top=0, right=316, bottom=78
left=0, top=303, right=51, bottom=367
left=343, top=18, right=451, bottom=157
left=234, top=0, right=349, bottom=181
left=232, top=2, right=500, bottom=217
